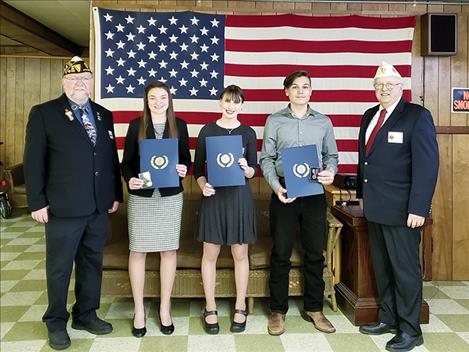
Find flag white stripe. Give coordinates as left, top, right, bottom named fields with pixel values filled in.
left=339, top=151, right=358, bottom=165
left=224, top=51, right=411, bottom=66
left=225, top=27, right=414, bottom=42
left=224, top=76, right=411, bottom=90
left=114, top=124, right=358, bottom=140
left=98, top=98, right=376, bottom=115
left=93, top=7, right=104, bottom=101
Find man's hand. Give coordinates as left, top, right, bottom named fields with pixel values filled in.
left=176, top=164, right=187, bottom=178
left=108, top=201, right=119, bottom=214
left=31, top=206, right=49, bottom=223
left=407, top=213, right=425, bottom=228
left=317, top=169, right=334, bottom=185
left=276, top=186, right=296, bottom=204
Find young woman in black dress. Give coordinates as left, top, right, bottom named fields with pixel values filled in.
left=194, top=85, right=257, bottom=334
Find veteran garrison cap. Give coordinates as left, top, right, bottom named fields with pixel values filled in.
left=374, top=61, right=402, bottom=79
left=63, top=56, right=91, bottom=76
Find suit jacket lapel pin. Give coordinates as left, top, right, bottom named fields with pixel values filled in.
left=96, top=111, right=102, bottom=121
left=65, top=108, right=74, bottom=122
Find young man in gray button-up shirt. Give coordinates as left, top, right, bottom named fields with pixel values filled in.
left=260, top=70, right=338, bottom=336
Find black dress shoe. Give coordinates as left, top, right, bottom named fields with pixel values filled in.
left=203, top=309, right=219, bottom=335
left=131, top=320, right=147, bottom=338
left=72, top=317, right=113, bottom=335
left=131, top=313, right=146, bottom=337
left=48, top=330, right=71, bottom=350
left=359, top=322, right=398, bottom=335
left=159, top=316, right=174, bottom=335
left=230, top=309, right=248, bottom=333
left=386, top=331, right=423, bottom=352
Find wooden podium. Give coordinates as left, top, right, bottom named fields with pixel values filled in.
left=331, top=205, right=429, bottom=326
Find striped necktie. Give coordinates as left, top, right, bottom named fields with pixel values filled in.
left=79, top=107, right=97, bottom=145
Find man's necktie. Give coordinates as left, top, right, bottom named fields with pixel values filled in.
left=79, top=107, right=97, bottom=145
left=365, top=108, right=387, bottom=156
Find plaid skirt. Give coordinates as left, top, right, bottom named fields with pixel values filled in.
left=128, top=190, right=183, bottom=252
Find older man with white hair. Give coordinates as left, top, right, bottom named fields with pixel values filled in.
left=356, top=62, right=439, bottom=352
left=24, top=57, right=123, bottom=350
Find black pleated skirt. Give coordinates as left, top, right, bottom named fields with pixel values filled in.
left=197, top=183, right=256, bottom=245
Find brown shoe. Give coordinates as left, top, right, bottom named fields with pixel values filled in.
left=267, top=312, right=285, bottom=336
left=302, top=311, right=336, bottom=333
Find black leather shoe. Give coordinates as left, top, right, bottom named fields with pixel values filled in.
left=131, top=313, right=146, bottom=337
left=386, top=331, right=423, bottom=352
left=203, top=309, right=219, bottom=335
left=359, top=322, right=398, bottom=335
left=131, top=325, right=147, bottom=338
left=48, top=330, right=71, bottom=350
left=159, top=316, right=174, bottom=335
left=72, top=317, right=113, bottom=335
left=230, top=309, right=248, bottom=333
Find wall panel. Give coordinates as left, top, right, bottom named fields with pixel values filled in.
left=452, top=135, right=469, bottom=279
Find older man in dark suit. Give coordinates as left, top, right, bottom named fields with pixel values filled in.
left=24, top=57, right=123, bottom=350
left=356, top=62, right=439, bottom=352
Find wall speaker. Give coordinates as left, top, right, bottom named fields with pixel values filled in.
left=421, top=13, right=457, bottom=56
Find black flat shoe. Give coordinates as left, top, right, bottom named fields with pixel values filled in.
left=159, top=316, right=175, bottom=335
left=230, top=309, right=248, bottom=333
left=132, top=325, right=147, bottom=338
left=131, top=314, right=146, bottom=338
left=203, top=309, right=219, bottom=335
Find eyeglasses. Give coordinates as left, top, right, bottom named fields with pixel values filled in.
left=64, top=76, right=92, bottom=83
left=373, top=83, right=402, bottom=91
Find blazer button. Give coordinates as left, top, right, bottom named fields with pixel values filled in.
left=364, top=162, right=368, bottom=165
left=95, top=171, right=99, bottom=176
left=364, top=179, right=368, bottom=183
left=93, top=152, right=97, bottom=156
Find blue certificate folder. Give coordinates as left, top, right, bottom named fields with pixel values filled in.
left=139, top=138, right=179, bottom=188
left=280, top=144, right=324, bottom=198
left=206, top=135, right=245, bottom=187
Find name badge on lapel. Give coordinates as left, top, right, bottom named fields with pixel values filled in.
left=388, top=131, right=403, bottom=144
left=108, top=130, right=114, bottom=139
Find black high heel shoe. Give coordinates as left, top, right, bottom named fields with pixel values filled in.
left=230, top=309, right=248, bottom=333
left=159, top=315, right=174, bottom=335
left=131, top=314, right=147, bottom=338
left=203, top=309, right=219, bottom=335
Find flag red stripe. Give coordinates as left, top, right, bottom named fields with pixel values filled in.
left=244, top=89, right=412, bottom=103
left=224, top=64, right=412, bottom=78
left=113, top=112, right=364, bottom=127
left=226, top=14, right=416, bottom=29
left=338, top=164, right=357, bottom=174
left=337, top=140, right=358, bottom=152
left=330, top=115, right=362, bottom=127
left=226, top=39, right=413, bottom=54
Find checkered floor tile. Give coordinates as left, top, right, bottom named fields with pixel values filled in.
left=1, top=211, right=469, bottom=351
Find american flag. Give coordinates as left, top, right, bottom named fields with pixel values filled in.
left=93, top=8, right=416, bottom=173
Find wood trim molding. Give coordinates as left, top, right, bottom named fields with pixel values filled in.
left=436, top=126, right=469, bottom=134
left=0, top=2, right=81, bottom=56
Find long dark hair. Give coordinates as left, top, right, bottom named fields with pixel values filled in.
left=139, top=81, right=178, bottom=141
